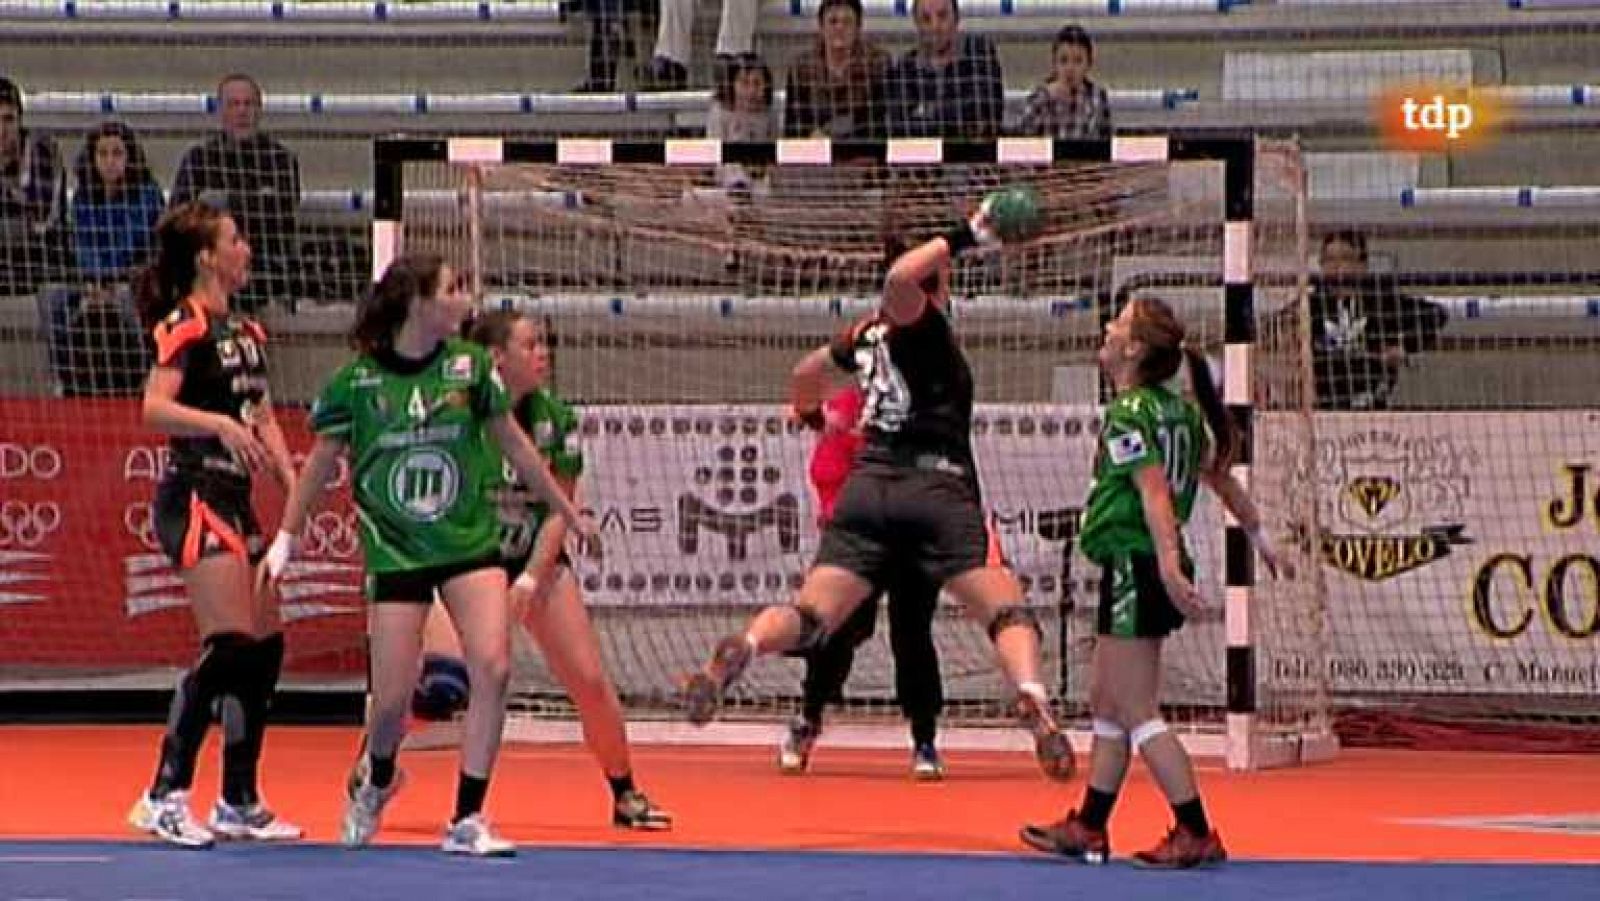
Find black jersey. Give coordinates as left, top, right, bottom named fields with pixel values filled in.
left=151, top=300, right=270, bottom=485
left=829, top=300, right=974, bottom=467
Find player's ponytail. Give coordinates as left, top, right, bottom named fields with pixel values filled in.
left=134, top=201, right=225, bottom=331
left=352, top=252, right=444, bottom=355
left=1184, top=344, right=1239, bottom=475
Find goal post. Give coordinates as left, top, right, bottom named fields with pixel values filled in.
left=371, top=134, right=1333, bottom=770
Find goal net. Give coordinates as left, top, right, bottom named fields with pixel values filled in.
left=383, top=136, right=1330, bottom=765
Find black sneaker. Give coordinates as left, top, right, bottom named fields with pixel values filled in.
left=612, top=789, right=674, bottom=831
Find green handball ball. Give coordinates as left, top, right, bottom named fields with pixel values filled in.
left=985, top=186, right=1044, bottom=243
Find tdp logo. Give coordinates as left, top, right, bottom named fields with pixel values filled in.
left=1346, top=475, right=1402, bottom=520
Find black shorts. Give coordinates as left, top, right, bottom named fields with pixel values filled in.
left=153, top=475, right=262, bottom=570
left=1095, top=551, right=1190, bottom=639
left=813, top=459, right=1001, bottom=589
left=366, top=552, right=505, bottom=604
left=499, top=549, right=574, bottom=581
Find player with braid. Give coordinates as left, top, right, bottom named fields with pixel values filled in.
left=1020, top=297, right=1289, bottom=868
left=128, top=201, right=301, bottom=847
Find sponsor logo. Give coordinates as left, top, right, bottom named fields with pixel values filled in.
left=1317, top=429, right=1473, bottom=581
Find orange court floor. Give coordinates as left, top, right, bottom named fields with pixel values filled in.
left=1, top=725, right=1596, bottom=863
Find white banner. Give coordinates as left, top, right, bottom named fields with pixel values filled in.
left=1307, top=412, right=1600, bottom=697
left=569, top=405, right=1599, bottom=700
left=572, top=404, right=1106, bottom=612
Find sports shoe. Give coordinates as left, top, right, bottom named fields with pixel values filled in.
left=442, top=812, right=517, bottom=857
left=911, top=742, right=946, bottom=781
left=1015, top=691, right=1076, bottom=782
left=683, top=634, right=752, bottom=726
left=128, top=790, right=213, bottom=849
left=777, top=716, right=820, bottom=774
left=1132, top=825, right=1227, bottom=869
left=612, top=789, right=674, bottom=830
left=341, top=769, right=405, bottom=848
left=1019, top=809, right=1110, bottom=864
left=209, top=799, right=304, bottom=841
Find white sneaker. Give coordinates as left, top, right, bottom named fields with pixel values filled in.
left=341, top=770, right=405, bottom=848
left=209, top=799, right=304, bottom=841
left=128, top=790, right=213, bottom=849
left=442, top=813, right=516, bottom=857
left=777, top=716, right=820, bottom=775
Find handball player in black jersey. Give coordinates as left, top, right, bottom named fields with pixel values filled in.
left=127, top=202, right=302, bottom=848
left=684, top=198, right=1073, bottom=782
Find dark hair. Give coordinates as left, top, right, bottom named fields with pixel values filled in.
left=464, top=308, right=523, bottom=349
left=911, top=0, right=959, bottom=18
left=817, top=0, right=863, bottom=21
left=133, top=201, right=229, bottom=330
left=1125, top=296, right=1239, bottom=473
left=1053, top=25, right=1094, bottom=61
left=0, top=76, right=21, bottom=114
left=217, top=72, right=263, bottom=104
left=74, top=121, right=159, bottom=202
left=1321, top=229, right=1368, bottom=262
left=713, top=53, right=774, bottom=110
left=351, top=253, right=447, bottom=355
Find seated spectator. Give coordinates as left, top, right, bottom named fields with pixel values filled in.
left=1310, top=230, right=1448, bottom=410
left=1019, top=25, right=1111, bottom=139
left=783, top=0, right=890, bottom=140
left=0, top=76, right=70, bottom=294
left=707, top=54, right=777, bottom=193
left=645, top=0, right=758, bottom=90
left=169, top=73, right=300, bottom=311
left=708, top=54, right=778, bottom=142
left=71, top=121, right=165, bottom=286
left=884, top=0, right=1004, bottom=138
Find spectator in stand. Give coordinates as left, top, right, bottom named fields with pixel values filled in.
left=644, top=0, right=759, bottom=90
left=0, top=76, right=71, bottom=293
left=707, top=54, right=778, bottom=142
left=783, top=0, right=891, bottom=140
left=1309, top=230, right=1449, bottom=410
left=1019, top=25, right=1111, bottom=139
left=885, top=0, right=1004, bottom=139
left=707, top=54, right=778, bottom=192
left=170, top=74, right=300, bottom=312
left=72, top=121, right=166, bottom=286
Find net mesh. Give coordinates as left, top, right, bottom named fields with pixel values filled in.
left=389, top=142, right=1327, bottom=745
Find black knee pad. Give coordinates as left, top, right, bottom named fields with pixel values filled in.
left=792, top=604, right=829, bottom=654
left=986, top=605, right=1041, bottom=643
left=411, top=653, right=471, bottom=722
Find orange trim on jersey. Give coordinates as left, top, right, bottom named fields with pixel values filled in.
left=180, top=493, right=248, bottom=569
left=240, top=318, right=267, bottom=344
left=984, top=512, right=1005, bottom=569
left=152, top=302, right=210, bottom=367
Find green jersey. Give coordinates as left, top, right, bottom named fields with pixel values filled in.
left=494, top=388, right=584, bottom=566
left=309, top=338, right=511, bottom=574
left=1078, top=385, right=1208, bottom=564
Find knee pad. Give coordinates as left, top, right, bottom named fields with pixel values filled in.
left=1091, top=718, right=1127, bottom=742
left=1130, top=719, right=1169, bottom=750
left=792, top=604, right=829, bottom=654
left=986, top=605, right=1041, bottom=643
left=411, top=653, right=471, bottom=722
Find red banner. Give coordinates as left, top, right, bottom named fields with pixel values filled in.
left=0, top=398, right=366, bottom=675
